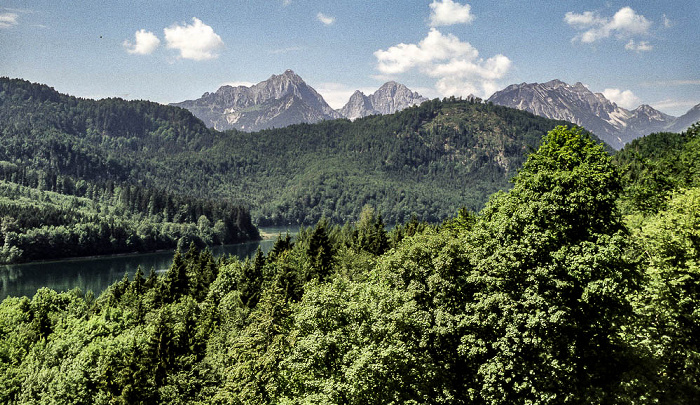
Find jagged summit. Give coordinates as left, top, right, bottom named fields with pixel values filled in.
left=488, top=80, right=696, bottom=149
left=339, top=81, right=428, bottom=120
left=171, top=70, right=340, bottom=132
left=171, top=69, right=430, bottom=131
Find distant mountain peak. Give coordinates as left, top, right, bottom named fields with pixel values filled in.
left=171, top=70, right=340, bottom=132
left=487, top=79, right=698, bottom=149
left=339, top=82, right=428, bottom=120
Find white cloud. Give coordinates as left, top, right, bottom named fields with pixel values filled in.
left=269, top=46, right=304, bottom=55
left=429, top=0, right=474, bottom=27
left=282, top=0, right=292, bottom=6
left=602, top=88, right=641, bottom=109
left=0, top=12, right=19, bottom=28
left=565, top=7, right=652, bottom=46
left=164, top=17, right=224, bottom=61
left=662, top=14, right=673, bottom=28
left=624, top=39, right=653, bottom=52
left=374, top=28, right=511, bottom=98
left=314, top=83, right=371, bottom=109
left=375, top=28, right=479, bottom=74
left=221, top=81, right=256, bottom=88
left=317, top=12, right=335, bottom=26
left=123, top=29, right=161, bottom=55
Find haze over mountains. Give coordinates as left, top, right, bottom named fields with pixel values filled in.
left=487, top=80, right=700, bottom=149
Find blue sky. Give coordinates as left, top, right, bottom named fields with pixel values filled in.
left=1, top=1, right=698, bottom=115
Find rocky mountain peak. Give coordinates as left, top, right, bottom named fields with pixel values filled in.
left=339, top=82, right=428, bottom=121
left=487, top=79, right=699, bottom=149
left=171, top=70, right=340, bottom=132
left=633, top=104, right=665, bottom=117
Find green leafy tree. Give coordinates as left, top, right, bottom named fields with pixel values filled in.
left=632, top=187, right=700, bottom=402
left=462, top=126, right=636, bottom=403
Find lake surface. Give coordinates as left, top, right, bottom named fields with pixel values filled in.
left=0, top=227, right=298, bottom=300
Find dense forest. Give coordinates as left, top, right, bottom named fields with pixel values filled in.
left=0, top=175, right=259, bottom=264
left=1, top=77, right=586, bottom=226
left=0, top=78, right=262, bottom=263
left=0, top=125, right=697, bottom=404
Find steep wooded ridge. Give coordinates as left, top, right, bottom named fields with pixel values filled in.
left=614, top=124, right=700, bottom=213
left=0, top=78, right=259, bottom=263
left=488, top=79, right=700, bottom=149
left=1, top=77, right=590, bottom=228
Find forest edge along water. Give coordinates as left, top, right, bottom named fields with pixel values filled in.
left=0, top=227, right=298, bottom=300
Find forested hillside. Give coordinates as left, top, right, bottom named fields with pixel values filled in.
left=0, top=78, right=258, bottom=263
left=1, top=126, right=696, bottom=404
left=614, top=125, right=700, bottom=213
left=1, top=78, right=584, bottom=227
left=212, top=97, right=586, bottom=225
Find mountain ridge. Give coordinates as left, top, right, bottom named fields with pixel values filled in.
left=1, top=76, right=585, bottom=226
left=339, top=81, right=429, bottom=120
left=171, top=70, right=341, bottom=132
left=487, top=79, right=699, bottom=149
left=172, top=71, right=429, bottom=131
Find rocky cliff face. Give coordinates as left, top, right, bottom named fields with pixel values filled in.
left=171, top=70, right=341, bottom=132
left=339, top=81, right=428, bottom=120
left=487, top=80, right=697, bottom=149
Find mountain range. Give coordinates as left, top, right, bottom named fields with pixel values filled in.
left=171, top=70, right=428, bottom=132
left=172, top=72, right=698, bottom=148
left=1, top=76, right=580, bottom=225
left=487, top=80, right=700, bottom=149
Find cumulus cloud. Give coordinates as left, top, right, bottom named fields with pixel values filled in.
left=602, top=88, right=641, bottom=109
left=565, top=7, right=652, bottom=45
left=123, top=29, right=161, bottom=55
left=164, top=18, right=224, bottom=61
left=374, top=28, right=511, bottom=98
left=0, top=12, right=19, bottom=28
left=317, top=12, right=335, bottom=25
left=429, top=0, right=474, bottom=27
left=624, top=39, right=653, bottom=52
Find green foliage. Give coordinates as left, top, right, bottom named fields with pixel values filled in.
left=355, top=205, right=390, bottom=256
left=629, top=187, right=700, bottom=402
left=0, top=179, right=258, bottom=264
left=615, top=123, right=700, bottom=213
left=456, top=126, right=634, bottom=403
left=0, top=125, right=698, bottom=404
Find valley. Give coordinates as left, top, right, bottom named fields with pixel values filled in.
left=0, top=75, right=698, bottom=404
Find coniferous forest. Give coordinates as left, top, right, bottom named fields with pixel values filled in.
left=0, top=122, right=697, bottom=403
